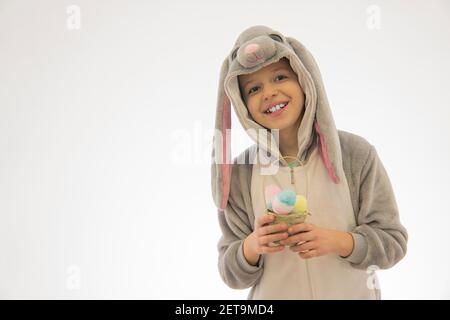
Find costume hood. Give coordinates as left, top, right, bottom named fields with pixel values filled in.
left=212, top=25, right=342, bottom=211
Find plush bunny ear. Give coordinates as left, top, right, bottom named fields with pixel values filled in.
left=287, top=37, right=341, bottom=184
left=211, top=57, right=232, bottom=211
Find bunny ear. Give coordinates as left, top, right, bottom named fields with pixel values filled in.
left=211, top=57, right=232, bottom=211
left=286, top=36, right=341, bottom=184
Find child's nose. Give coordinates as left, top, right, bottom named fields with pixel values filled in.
left=263, top=84, right=279, bottom=100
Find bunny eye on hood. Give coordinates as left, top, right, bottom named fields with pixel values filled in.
left=268, top=33, right=284, bottom=43
left=231, top=47, right=239, bottom=61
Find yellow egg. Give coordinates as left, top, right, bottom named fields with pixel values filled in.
left=293, top=195, right=308, bottom=214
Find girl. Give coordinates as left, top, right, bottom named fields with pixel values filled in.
left=211, top=25, right=407, bottom=299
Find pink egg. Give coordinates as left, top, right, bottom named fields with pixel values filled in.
left=272, top=197, right=294, bottom=215
left=264, top=184, right=281, bottom=208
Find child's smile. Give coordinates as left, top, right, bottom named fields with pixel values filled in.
left=264, top=101, right=289, bottom=117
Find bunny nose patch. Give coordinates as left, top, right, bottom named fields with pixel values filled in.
left=242, top=43, right=264, bottom=65
left=244, top=43, right=260, bottom=55
left=237, top=37, right=277, bottom=69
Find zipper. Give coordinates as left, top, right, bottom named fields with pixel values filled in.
left=304, top=260, right=315, bottom=299
left=287, top=158, right=301, bottom=185
left=288, top=159, right=303, bottom=185
left=290, top=166, right=295, bottom=185
left=287, top=156, right=315, bottom=299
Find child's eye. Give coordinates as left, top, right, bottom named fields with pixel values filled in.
left=248, top=86, right=260, bottom=95
left=246, top=75, right=286, bottom=95
left=275, top=75, right=287, bottom=81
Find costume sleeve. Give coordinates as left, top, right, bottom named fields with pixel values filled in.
left=339, top=145, right=408, bottom=270
left=217, top=166, right=264, bottom=289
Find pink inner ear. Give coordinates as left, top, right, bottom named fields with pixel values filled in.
left=220, top=94, right=232, bottom=210
left=314, top=121, right=340, bottom=184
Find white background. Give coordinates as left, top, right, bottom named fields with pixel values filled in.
left=0, top=0, right=449, bottom=299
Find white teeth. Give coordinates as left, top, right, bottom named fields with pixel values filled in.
left=266, top=102, right=287, bottom=113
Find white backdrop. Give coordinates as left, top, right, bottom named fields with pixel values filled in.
left=1, top=0, right=449, bottom=299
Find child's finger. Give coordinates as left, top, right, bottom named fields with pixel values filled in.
left=261, top=245, right=285, bottom=254
left=281, top=230, right=315, bottom=246
left=256, top=214, right=275, bottom=227
left=259, top=232, right=289, bottom=245
left=289, top=240, right=316, bottom=252
left=299, top=249, right=319, bottom=259
left=258, top=223, right=288, bottom=236
left=288, top=223, right=314, bottom=235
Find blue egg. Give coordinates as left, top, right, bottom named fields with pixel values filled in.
left=277, top=190, right=296, bottom=206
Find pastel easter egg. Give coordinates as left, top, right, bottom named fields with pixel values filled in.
left=264, top=184, right=281, bottom=208
left=292, top=195, right=308, bottom=214
left=272, top=196, right=294, bottom=215
left=277, top=190, right=296, bottom=206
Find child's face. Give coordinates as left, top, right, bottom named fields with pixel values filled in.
left=238, top=58, right=305, bottom=132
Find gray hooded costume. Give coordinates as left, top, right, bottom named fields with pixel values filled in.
left=211, top=25, right=407, bottom=299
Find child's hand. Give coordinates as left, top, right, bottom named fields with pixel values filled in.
left=254, top=214, right=290, bottom=253
left=279, top=223, right=354, bottom=259
left=243, top=214, right=289, bottom=265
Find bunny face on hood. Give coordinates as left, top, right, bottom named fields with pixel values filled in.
left=212, top=25, right=343, bottom=211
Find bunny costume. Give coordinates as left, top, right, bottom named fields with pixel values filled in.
left=211, top=26, right=408, bottom=299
